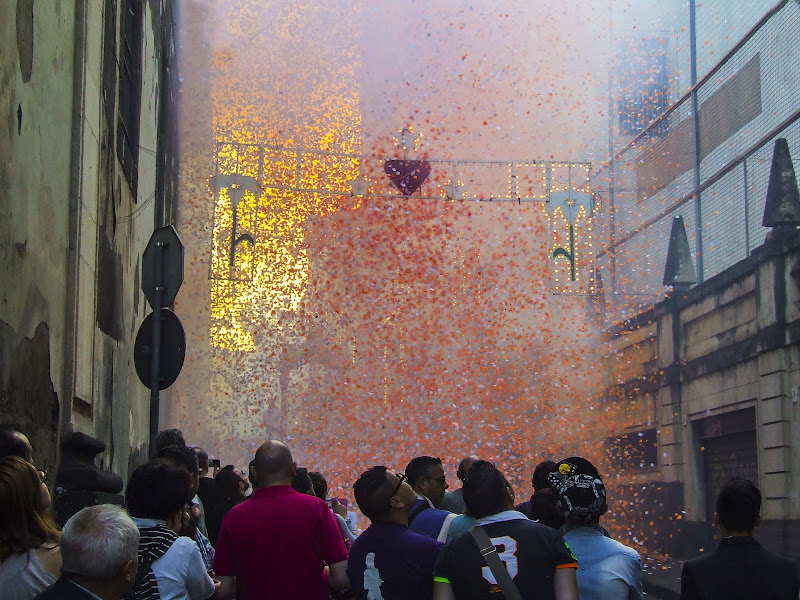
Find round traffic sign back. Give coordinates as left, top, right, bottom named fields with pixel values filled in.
left=134, top=309, right=186, bottom=390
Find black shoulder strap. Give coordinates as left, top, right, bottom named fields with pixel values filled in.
left=126, top=526, right=179, bottom=600
left=407, top=502, right=430, bottom=525
left=128, top=558, right=155, bottom=599
left=469, top=525, right=524, bottom=600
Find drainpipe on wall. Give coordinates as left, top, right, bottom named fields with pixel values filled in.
left=689, top=0, right=704, bottom=282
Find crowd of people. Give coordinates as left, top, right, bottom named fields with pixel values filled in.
left=1, top=423, right=798, bottom=600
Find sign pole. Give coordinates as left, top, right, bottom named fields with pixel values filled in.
left=149, top=242, right=165, bottom=454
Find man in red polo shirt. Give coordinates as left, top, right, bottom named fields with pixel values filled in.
left=214, top=441, right=349, bottom=600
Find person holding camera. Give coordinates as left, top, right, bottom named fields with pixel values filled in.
left=195, top=448, right=221, bottom=518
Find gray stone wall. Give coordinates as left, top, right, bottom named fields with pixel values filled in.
left=603, top=234, right=800, bottom=560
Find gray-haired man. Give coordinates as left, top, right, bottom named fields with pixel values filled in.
left=34, top=504, right=139, bottom=600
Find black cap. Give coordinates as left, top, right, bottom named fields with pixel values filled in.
left=548, top=456, right=606, bottom=513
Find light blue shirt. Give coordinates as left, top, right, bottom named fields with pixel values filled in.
left=563, top=527, right=643, bottom=600
left=131, top=517, right=215, bottom=600
left=446, top=510, right=528, bottom=543
left=440, top=488, right=466, bottom=514
left=445, top=514, right=477, bottom=543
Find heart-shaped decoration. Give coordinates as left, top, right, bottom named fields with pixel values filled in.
left=384, top=160, right=431, bottom=196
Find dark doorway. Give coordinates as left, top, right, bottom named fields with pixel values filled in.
left=698, top=408, right=758, bottom=549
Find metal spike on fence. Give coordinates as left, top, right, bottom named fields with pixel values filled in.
left=762, top=138, right=800, bottom=230
left=663, top=215, right=697, bottom=288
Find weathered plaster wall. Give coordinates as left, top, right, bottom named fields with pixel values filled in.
left=0, top=0, right=75, bottom=475
left=1, top=0, right=178, bottom=487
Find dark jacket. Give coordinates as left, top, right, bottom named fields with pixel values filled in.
left=515, top=488, right=564, bottom=530
left=197, top=476, right=219, bottom=511
left=206, top=494, right=244, bottom=547
left=33, top=577, right=101, bottom=600
left=680, top=536, right=799, bottom=600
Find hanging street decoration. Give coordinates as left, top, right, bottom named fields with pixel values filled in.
left=209, top=138, right=598, bottom=293
left=383, top=126, right=430, bottom=196
left=350, top=172, right=372, bottom=196
left=549, top=189, right=596, bottom=287
left=209, top=173, right=261, bottom=281
left=383, top=159, right=432, bottom=195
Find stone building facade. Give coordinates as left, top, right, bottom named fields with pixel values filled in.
left=591, top=0, right=800, bottom=562
left=0, top=0, right=179, bottom=506
left=600, top=164, right=800, bottom=561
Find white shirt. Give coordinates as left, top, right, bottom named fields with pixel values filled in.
left=131, top=518, right=215, bottom=600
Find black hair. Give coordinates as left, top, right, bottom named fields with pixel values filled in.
left=157, top=444, right=199, bottom=474
left=215, top=465, right=243, bottom=499
left=462, top=460, right=509, bottom=519
left=291, top=468, right=314, bottom=494
left=126, top=460, right=190, bottom=520
left=0, top=426, right=32, bottom=462
left=354, top=466, right=392, bottom=521
left=456, top=456, right=479, bottom=481
left=404, top=456, right=442, bottom=490
left=154, top=429, right=185, bottom=455
left=308, top=471, right=328, bottom=499
left=532, top=460, right=557, bottom=491
left=194, top=447, right=209, bottom=471
left=716, top=478, right=761, bottom=532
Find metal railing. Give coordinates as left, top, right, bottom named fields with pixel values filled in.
left=592, top=0, right=800, bottom=317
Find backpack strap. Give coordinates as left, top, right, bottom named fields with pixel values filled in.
left=407, top=502, right=430, bottom=525
left=129, top=557, right=157, bottom=600
left=469, top=525, right=524, bottom=600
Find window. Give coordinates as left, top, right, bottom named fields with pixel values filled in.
left=617, top=37, right=670, bottom=138
left=117, top=0, right=143, bottom=197
left=102, top=0, right=117, bottom=136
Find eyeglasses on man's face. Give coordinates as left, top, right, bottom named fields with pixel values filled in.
left=391, top=472, right=408, bottom=498
left=424, top=475, right=447, bottom=485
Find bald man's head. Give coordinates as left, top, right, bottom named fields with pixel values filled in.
left=457, top=455, right=480, bottom=481
left=252, top=441, right=294, bottom=487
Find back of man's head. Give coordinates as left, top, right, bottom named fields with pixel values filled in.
left=354, top=466, right=392, bottom=521
left=716, top=478, right=761, bottom=533
left=157, top=444, right=199, bottom=475
left=0, top=425, right=32, bottom=462
left=456, top=455, right=480, bottom=481
left=61, top=504, right=139, bottom=581
left=405, top=456, right=441, bottom=491
left=532, top=460, right=557, bottom=491
left=292, top=468, right=315, bottom=495
left=154, top=429, right=185, bottom=455
left=309, top=471, right=328, bottom=500
left=252, top=441, right=294, bottom=485
left=216, top=465, right=245, bottom=499
left=194, top=447, right=209, bottom=473
left=462, top=460, right=509, bottom=519
left=157, top=445, right=199, bottom=502
left=126, top=460, right=190, bottom=520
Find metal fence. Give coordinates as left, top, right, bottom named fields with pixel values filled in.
left=592, top=0, right=800, bottom=317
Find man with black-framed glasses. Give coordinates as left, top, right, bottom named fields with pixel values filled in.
left=405, top=456, right=457, bottom=542
left=348, top=466, right=444, bottom=600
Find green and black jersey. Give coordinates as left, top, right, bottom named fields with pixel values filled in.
left=433, top=512, right=577, bottom=600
